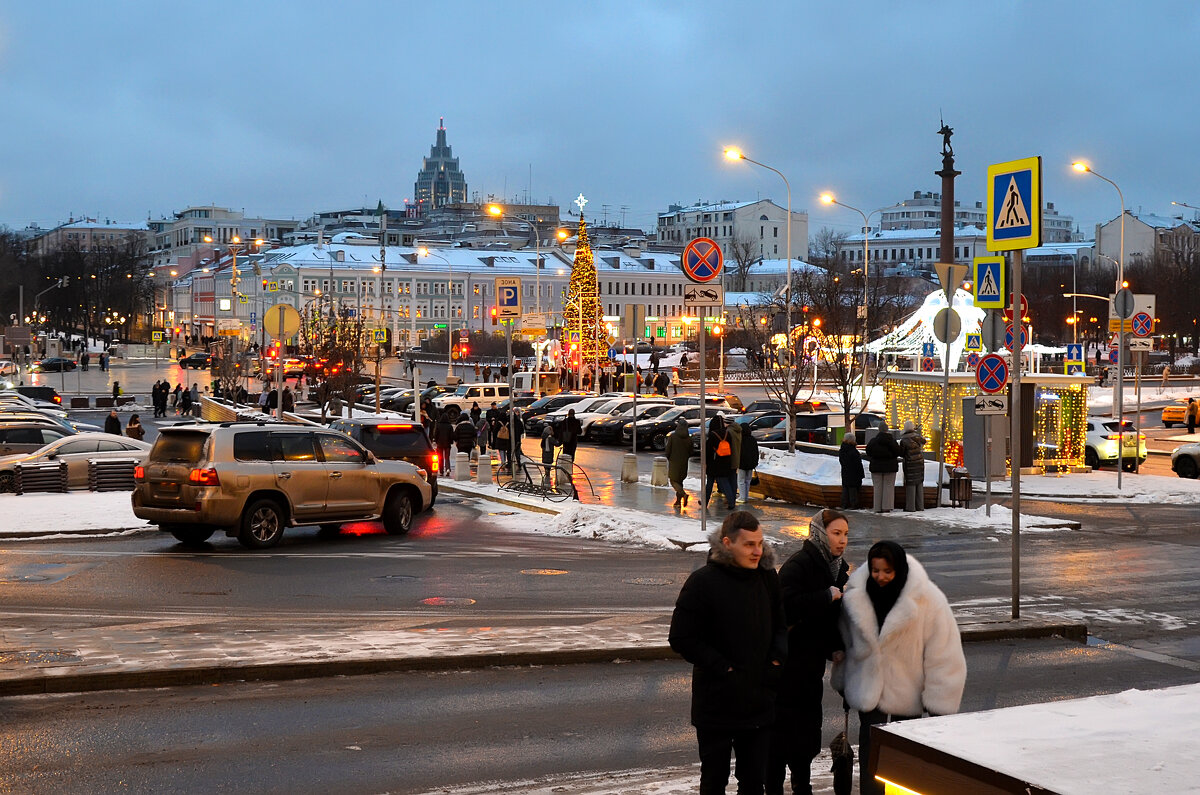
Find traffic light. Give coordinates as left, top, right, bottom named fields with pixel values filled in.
left=490, top=306, right=498, bottom=326
left=460, top=343, right=469, bottom=357
left=712, top=324, right=723, bottom=336
left=262, top=278, right=269, bottom=291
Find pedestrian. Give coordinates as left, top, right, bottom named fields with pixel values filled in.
left=81, top=351, right=90, bottom=371
left=470, top=401, right=481, bottom=425
left=671, top=368, right=681, bottom=396
left=704, top=415, right=737, bottom=510
left=495, top=416, right=511, bottom=466
left=483, top=365, right=491, bottom=383
left=559, top=408, right=582, bottom=459
left=172, top=383, right=182, bottom=409
left=899, top=420, right=927, bottom=512
left=281, top=386, right=294, bottom=413
left=669, top=511, right=786, bottom=795
left=112, top=381, right=121, bottom=400
left=104, top=409, right=122, bottom=436
left=655, top=370, right=670, bottom=396
left=768, top=509, right=851, bottom=795
left=832, top=541, right=967, bottom=795
left=1160, top=364, right=1171, bottom=394
left=838, top=434, right=864, bottom=510
left=434, top=413, right=454, bottom=475
left=738, top=423, right=759, bottom=504
left=665, top=417, right=691, bottom=508
left=539, top=424, right=560, bottom=465
left=474, top=362, right=481, bottom=380
left=510, top=409, right=525, bottom=470
left=599, top=369, right=610, bottom=394
left=455, top=415, right=477, bottom=462
left=1189, top=397, right=1198, bottom=435
left=864, top=422, right=901, bottom=513
left=475, top=412, right=489, bottom=456
left=125, top=413, right=145, bottom=441
left=500, top=362, right=509, bottom=381
left=179, top=388, right=192, bottom=416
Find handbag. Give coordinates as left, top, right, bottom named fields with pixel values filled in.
left=497, top=424, right=510, bottom=440
left=751, top=472, right=759, bottom=486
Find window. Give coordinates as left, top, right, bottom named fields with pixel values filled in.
left=273, top=434, right=317, bottom=462
left=773, top=226, right=779, bottom=238
left=318, top=434, right=364, bottom=464
left=234, top=431, right=274, bottom=461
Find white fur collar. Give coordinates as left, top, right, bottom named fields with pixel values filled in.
left=842, top=555, right=933, bottom=641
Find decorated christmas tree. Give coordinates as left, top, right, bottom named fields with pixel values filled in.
left=564, top=203, right=605, bottom=368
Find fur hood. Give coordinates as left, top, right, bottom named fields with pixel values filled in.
left=831, top=554, right=966, bottom=716
left=706, top=528, right=777, bottom=570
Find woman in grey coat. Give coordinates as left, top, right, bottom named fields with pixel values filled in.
left=899, top=420, right=927, bottom=512
left=864, top=423, right=902, bottom=513
left=664, top=418, right=692, bottom=508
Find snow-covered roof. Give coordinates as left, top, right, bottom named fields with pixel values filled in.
left=55, top=219, right=146, bottom=231
left=845, top=225, right=988, bottom=243
left=743, top=257, right=821, bottom=275
left=658, top=200, right=761, bottom=218
left=1128, top=213, right=1200, bottom=231
left=1026, top=242, right=1093, bottom=256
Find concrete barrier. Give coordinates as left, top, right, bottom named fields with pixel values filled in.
left=620, top=453, right=638, bottom=483
left=454, top=451, right=471, bottom=481
left=650, top=456, right=669, bottom=486
left=70, top=397, right=90, bottom=409
left=476, top=453, right=493, bottom=484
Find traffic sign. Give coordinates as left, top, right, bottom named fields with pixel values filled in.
left=263, top=303, right=301, bottom=340
left=932, top=307, right=961, bottom=344
left=976, top=354, right=1009, bottom=394
left=986, top=156, right=1042, bottom=251
left=249, top=312, right=257, bottom=322
left=972, top=256, right=1005, bottom=309
left=1113, top=288, right=1136, bottom=319
left=1004, top=324, right=1029, bottom=352
left=238, top=294, right=250, bottom=304
left=268, top=281, right=279, bottom=292
left=682, top=238, right=723, bottom=283
left=921, top=356, right=936, bottom=372
left=683, top=282, right=724, bottom=308
left=922, top=342, right=936, bottom=357
left=459, top=329, right=469, bottom=342
left=980, top=311, right=1006, bottom=352
left=1002, top=294, right=1028, bottom=322
left=374, top=329, right=388, bottom=343
left=965, top=334, right=982, bottom=352
left=1066, top=343, right=1083, bottom=362
left=568, top=330, right=581, bottom=345
left=966, top=352, right=981, bottom=369
left=606, top=334, right=618, bottom=346
left=1128, top=336, right=1153, bottom=352
left=1107, top=292, right=1154, bottom=332
left=1131, top=312, right=1153, bottom=337
left=1065, top=362, right=1084, bottom=375
left=495, top=276, right=522, bottom=319
left=974, top=393, right=1009, bottom=416
left=1108, top=348, right=1119, bottom=364
left=152, top=330, right=164, bottom=342
left=934, top=262, right=969, bottom=299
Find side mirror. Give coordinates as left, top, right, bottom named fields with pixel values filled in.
left=367, top=451, right=378, bottom=464
left=47, top=453, right=57, bottom=460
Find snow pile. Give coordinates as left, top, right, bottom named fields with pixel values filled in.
left=757, top=447, right=945, bottom=484
left=539, top=504, right=708, bottom=551
left=0, top=491, right=149, bottom=536
left=902, top=503, right=1075, bottom=532
left=884, top=684, right=1200, bottom=794
left=988, top=469, right=1200, bottom=504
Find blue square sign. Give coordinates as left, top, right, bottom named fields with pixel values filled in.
left=922, top=342, right=936, bottom=357
left=986, top=156, right=1041, bottom=251
left=1066, top=343, right=1083, bottom=362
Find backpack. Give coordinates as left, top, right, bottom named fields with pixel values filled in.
left=715, top=435, right=731, bottom=457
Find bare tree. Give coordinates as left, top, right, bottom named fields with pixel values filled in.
left=727, top=233, right=760, bottom=293
left=809, top=227, right=849, bottom=269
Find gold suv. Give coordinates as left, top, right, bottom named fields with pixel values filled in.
left=132, top=422, right=431, bottom=549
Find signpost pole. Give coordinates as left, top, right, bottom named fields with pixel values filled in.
left=1117, top=326, right=1124, bottom=488
left=1010, top=250, right=1022, bottom=620
left=985, top=415, right=992, bottom=517
left=1135, top=348, right=1142, bottom=474
left=507, top=319, right=515, bottom=475
left=699, top=315, right=707, bottom=539
left=938, top=309, right=951, bottom=503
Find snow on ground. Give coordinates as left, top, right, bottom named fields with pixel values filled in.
left=902, top=504, right=1077, bottom=532
left=987, top=468, right=1200, bottom=503
left=951, top=594, right=1194, bottom=632
left=884, top=683, right=1200, bottom=795
left=1087, top=383, right=1200, bottom=413
left=0, top=491, right=149, bottom=536
left=757, top=446, right=945, bottom=485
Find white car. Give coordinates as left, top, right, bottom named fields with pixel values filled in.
left=0, top=361, right=17, bottom=377
left=571, top=398, right=671, bottom=436
left=1084, top=416, right=1147, bottom=470
left=541, top=395, right=618, bottom=432
left=0, top=432, right=151, bottom=492
left=1171, top=443, right=1200, bottom=479
left=0, top=392, right=69, bottom=417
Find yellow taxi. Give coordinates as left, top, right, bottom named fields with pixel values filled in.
left=1162, top=399, right=1194, bottom=428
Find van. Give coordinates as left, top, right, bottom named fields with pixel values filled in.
left=431, top=382, right=511, bottom=413
left=512, top=371, right=561, bottom=396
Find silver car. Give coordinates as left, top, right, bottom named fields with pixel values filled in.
left=0, top=432, right=150, bottom=492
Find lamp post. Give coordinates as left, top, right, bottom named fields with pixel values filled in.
left=488, top=203, right=545, bottom=317
left=1072, top=161, right=1127, bottom=486
left=820, top=193, right=883, bottom=411
left=725, top=146, right=795, bottom=450
left=419, top=247, right=454, bottom=381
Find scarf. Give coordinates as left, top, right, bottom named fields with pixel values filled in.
left=807, top=510, right=844, bottom=581
left=864, top=540, right=910, bottom=631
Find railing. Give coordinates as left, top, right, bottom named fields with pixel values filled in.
left=498, top=454, right=595, bottom=502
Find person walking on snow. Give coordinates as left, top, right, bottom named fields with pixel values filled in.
left=839, top=434, right=864, bottom=509
left=898, top=420, right=927, bottom=512
left=832, top=540, right=966, bottom=795
left=665, top=417, right=692, bottom=508
left=864, top=422, right=902, bottom=513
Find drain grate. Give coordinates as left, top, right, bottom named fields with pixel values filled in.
left=0, top=649, right=82, bottom=665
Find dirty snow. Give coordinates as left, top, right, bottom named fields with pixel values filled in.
left=0, top=491, right=149, bottom=536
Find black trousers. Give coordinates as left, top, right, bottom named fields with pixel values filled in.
left=857, top=709, right=919, bottom=795
left=766, top=662, right=824, bottom=795
left=840, top=485, right=860, bottom=509
left=696, top=725, right=770, bottom=795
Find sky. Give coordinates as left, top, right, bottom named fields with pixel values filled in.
left=2, top=1, right=1198, bottom=240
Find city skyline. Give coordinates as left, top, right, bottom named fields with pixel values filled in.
left=2, top=2, right=1197, bottom=239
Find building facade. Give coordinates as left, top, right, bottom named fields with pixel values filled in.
left=413, top=118, right=468, bottom=213
left=880, top=190, right=1075, bottom=243
left=654, top=198, right=810, bottom=276
left=27, top=218, right=146, bottom=257
left=1096, top=211, right=1200, bottom=268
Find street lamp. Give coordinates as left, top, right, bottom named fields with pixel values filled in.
left=489, top=203, right=545, bottom=317
left=1072, top=160, right=1128, bottom=484
left=419, top=246, right=454, bottom=380
left=820, top=192, right=884, bottom=409
left=725, top=146, right=795, bottom=449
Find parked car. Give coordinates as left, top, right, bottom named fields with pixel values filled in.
left=673, top=393, right=741, bottom=410
left=741, top=399, right=784, bottom=414
left=1161, top=399, right=1195, bottom=428
left=0, top=360, right=17, bottom=377
left=0, top=423, right=72, bottom=457
left=544, top=396, right=650, bottom=436
left=1084, top=417, right=1146, bottom=470
left=0, top=432, right=150, bottom=493
left=849, top=412, right=888, bottom=444
left=13, top=385, right=63, bottom=405
left=179, top=352, right=213, bottom=369
left=1171, top=442, right=1200, bottom=479
left=329, top=417, right=439, bottom=503
left=431, top=382, right=511, bottom=414
left=731, top=410, right=787, bottom=432
left=752, top=415, right=836, bottom=448
left=383, top=385, right=457, bottom=415
left=624, top=405, right=703, bottom=450
left=519, top=392, right=591, bottom=427
left=30, top=357, right=76, bottom=372
left=0, top=409, right=101, bottom=434
left=0, top=392, right=69, bottom=417
left=132, top=422, right=432, bottom=549
left=589, top=402, right=676, bottom=444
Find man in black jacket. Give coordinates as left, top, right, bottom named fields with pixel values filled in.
left=768, top=509, right=850, bottom=795
left=670, top=511, right=787, bottom=794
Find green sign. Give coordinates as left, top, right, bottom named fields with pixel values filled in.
left=433, top=323, right=448, bottom=329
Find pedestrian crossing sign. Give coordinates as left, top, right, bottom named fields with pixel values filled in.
left=986, top=156, right=1041, bottom=251
left=972, top=256, right=1006, bottom=309
left=965, top=333, right=982, bottom=352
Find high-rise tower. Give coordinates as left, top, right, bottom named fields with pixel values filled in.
left=413, top=118, right=468, bottom=214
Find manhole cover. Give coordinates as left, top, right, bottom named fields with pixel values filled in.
left=0, top=650, right=82, bottom=665
left=624, top=577, right=673, bottom=586
left=374, top=574, right=418, bottom=581
left=0, top=574, right=50, bottom=583
left=520, top=568, right=569, bottom=576
left=420, top=597, right=477, bottom=607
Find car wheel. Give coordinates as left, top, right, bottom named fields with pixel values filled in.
left=1164, top=421, right=1174, bottom=428
left=238, top=498, right=286, bottom=549
left=383, top=489, right=414, bottom=535
left=1084, top=448, right=1100, bottom=469
left=652, top=432, right=667, bottom=451
left=1175, top=456, right=1199, bottom=479
left=0, top=471, right=14, bottom=494
left=168, top=526, right=215, bottom=546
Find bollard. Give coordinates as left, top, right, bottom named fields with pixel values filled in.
left=455, top=451, right=471, bottom=481
left=620, top=453, right=639, bottom=483
left=476, top=453, right=493, bottom=485
left=650, top=456, right=669, bottom=487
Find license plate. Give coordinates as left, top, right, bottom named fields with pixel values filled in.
left=158, top=482, right=179, bottom=493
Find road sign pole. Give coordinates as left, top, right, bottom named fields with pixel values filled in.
left=1117, top=323, right=1125, bottom=490
left=937, top=303, right=952, bottom=502
left=1135, top=349, right=1142, bottom=474
left=1010, top=249, right=1022, bottom=620
left=699, top=317, right=707, bottom=539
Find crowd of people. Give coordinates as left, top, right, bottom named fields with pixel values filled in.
left=430, top=400, right=525, bottom=476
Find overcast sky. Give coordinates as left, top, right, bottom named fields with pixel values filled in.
left=2, top=1, right=1197, bottom=241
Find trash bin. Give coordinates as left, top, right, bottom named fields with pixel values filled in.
left=949, top=467, right=972, bottom=508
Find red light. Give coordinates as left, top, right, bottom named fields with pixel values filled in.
left=188, top=467, right=220, bottom=486
left=134, top=465, right=145, bottom=480
left=377, top=424, right=415, bottom=430
left=53, top=396, right=62, bottom=404
left=430, top=452, right=439, bottom=472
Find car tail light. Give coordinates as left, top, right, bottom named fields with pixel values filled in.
left=134, top=465, right=145, bottom=481
left=189, top=467, right=220, bottom=486
left=377, top=424, right=415, bottom=430
left=53, top=396, right=62, bottom=404
left=430, top=452, right=439, bottom=472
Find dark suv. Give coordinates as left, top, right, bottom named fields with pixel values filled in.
left=329, top=417, right=438, bottom=503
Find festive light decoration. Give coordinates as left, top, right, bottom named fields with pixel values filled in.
left=564, top=213, right=605, bottom=367
left=1033, top=384, right=1088, bottom=469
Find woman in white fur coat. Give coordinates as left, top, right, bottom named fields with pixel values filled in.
left=832, top=540, right=966, bottom=795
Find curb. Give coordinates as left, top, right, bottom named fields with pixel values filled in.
left=0, top=620, right=1087, bottom=698
left=438, top=482, right=562, bottom=515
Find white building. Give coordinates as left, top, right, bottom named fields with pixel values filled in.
left=881, top=190, right=1075, bottom=243
left=837, top=226, right=991, bottom=276
left=1095, top=211, right=1200, bottom=268
left=654, top=198, right=809, bottom=276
